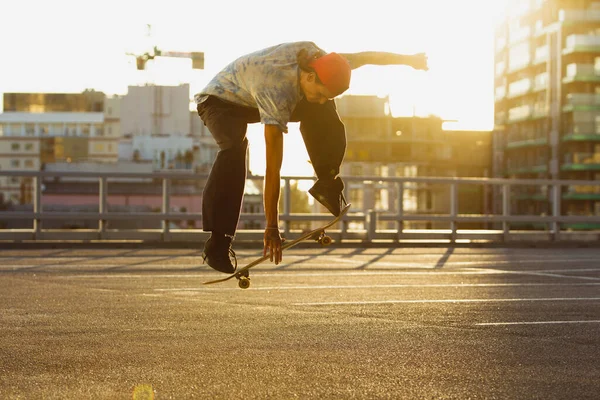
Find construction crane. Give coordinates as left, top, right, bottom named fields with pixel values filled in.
left=129, top=46, right=204, bottom=71
left=126, top=25, right=204, bottom=136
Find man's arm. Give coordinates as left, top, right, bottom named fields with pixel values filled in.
left=339, top=52, right=429, bottom=71
left=263, top=124, right=284, bottom=264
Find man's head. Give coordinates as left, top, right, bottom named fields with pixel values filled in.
left=299, top=53, right=351, bottom=104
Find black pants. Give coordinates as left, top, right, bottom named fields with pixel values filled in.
left=197, top=95, right=346, bottom=236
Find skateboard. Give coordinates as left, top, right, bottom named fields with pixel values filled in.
left=203, top=203, right=351, bottom=289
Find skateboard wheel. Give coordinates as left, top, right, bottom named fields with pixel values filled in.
left=320, top=235, right=332, bottom=246
left=238, top=277, right=251, bottom=289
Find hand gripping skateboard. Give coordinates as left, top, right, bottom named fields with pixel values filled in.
left=203, top=203, right=351, bottom=289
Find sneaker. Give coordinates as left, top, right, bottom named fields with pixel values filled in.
left=308, top=177, right=346, bottom=216
left=202, top=234, right=237, bottom=274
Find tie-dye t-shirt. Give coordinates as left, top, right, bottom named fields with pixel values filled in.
left=194, top=41, right=325, bottom=133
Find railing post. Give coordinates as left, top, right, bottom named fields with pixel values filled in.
left=366, top=209, right=377, bottom=243
left=341, top=182, right=349, bottom=241
left=502, top=184, right=511, bottom=242
left=162, top=178, right=170, bottom=241
left=450, top=183, right=458, bottom=243
left=284, top=178, right=291, bottom=236
left=397, top=181, right=404, bottom=240
left=552, top=183, right=561, bottom=241
left=99, top=177, right=107, bottom=239
left=33, top=175, right=42, bottom=239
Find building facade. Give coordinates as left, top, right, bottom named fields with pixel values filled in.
left=120, top=84, right=191, bottom=137
left=0, top=85, right=218, bottom=204
left=337, top=95, right=492, bottom=230
left=0, top=111, right=117, bottom=204
left=494, top=0, right=600, bottom=227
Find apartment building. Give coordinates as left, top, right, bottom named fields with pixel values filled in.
left=337, top=95, right=491, bottom=230
left=494, top=0, right=600, bottom=228
left=0, top=85, right=204, bottom=204
left=0, top=110, right=116, bottom=204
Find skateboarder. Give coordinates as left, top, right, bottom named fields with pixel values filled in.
left=196, top=41, right=428, bottom=273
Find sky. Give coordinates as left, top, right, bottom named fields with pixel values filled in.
left=0, top=0, right=509, bottom=176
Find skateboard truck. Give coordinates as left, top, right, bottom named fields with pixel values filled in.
left=236, top=269, right=250, bottom=289
left=204, top=203, right=351, bottom=289
left=309, top=230, right=333, bottom=246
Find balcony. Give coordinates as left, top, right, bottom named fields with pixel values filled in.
left=495, top=85, right=506, bottom=102
left=507, top=103, right=548, bottom=123
left=513, top=186, right=548, bottom=201
left=564, top=184, right=600, bottom=200
left=506, top=136, right=548, bottom=149
left=559, top=9, right=600, bottom=25
left=533, top=46, right=549, bottom=65
left=563, top=35, right=600, bottom=54
left=562, top=93, right=600, bottom=112
left=507, top=79, right=532, bottom=99
left=506, top=163, right=548, bottom=175
left=508, top=105, right=532, bottom=122
left=562, top=122, right=600, bottom=142
left=563, top=64, right=600, bottom=83
left=509, top=26, right=532, bottom=45
left=534, top=73, right=548, bottom=91
left=507, top=59, right=532, bottom=74
left=562, top=152, right=600, bottom=171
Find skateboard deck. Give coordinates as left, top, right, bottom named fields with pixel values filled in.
left=203, top=203, right=351, bottom=288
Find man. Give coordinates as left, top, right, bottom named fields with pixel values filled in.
left=195, top=41, right=428, bottom=273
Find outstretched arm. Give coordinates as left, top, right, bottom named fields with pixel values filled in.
left=339, top=52, right=429, bottom=71
left=263, top=124, right=284, bottom=265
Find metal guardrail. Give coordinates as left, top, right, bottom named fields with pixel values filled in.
left=1, top=170, right=600, bottom=243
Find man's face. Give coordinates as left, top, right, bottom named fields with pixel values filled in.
left=300, top=72, right=335, bottom=104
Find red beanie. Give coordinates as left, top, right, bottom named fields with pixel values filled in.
left=308, top=53, right=351, bottom=97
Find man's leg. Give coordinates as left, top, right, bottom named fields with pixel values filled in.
left=292, top=99, right=346, bottom=180
left=291, top=99, right=347, bottom=215
left=201, top=138, right=248, bottom=236
left=197, top=96, right=259, bottom=272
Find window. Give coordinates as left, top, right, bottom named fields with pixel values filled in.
left=397, top=165, right=417, bottom=177
left=39, top=125, right=49, bottom=136
left=25, top=124, right=35, bottom=136
left=11, top=143, right=20, bottom=151
left=10, top=160, right=20, bottom=168
left=65, top=124, right=77, bottom=136
left=82, top=125, right=90, bottom=137
left=9, top=124, right=21, bottom=136
left=350, top=164, right=363, bottom=176
left=25, top=143, right=34, bottom=151
left=94, top=125, right=104, bottom=137
left=374, top=164, right=389, bottom=177
left=374, top=189, right=388, bottom=211
left=24, top=160, right=34, bottom=168
left=50, top=124, right=62, bottom=135
left=349, top=188, right=364, bottom=210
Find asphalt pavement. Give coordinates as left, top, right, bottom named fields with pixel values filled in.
left=1, top=247, right=599, bottom=399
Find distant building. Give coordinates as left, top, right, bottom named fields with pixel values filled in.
left=120, top=84, right=191, bottom=137
left=35, top=161, right=263, bottom=230
left=3, top=90, right=104, bottom=113
left=336, top=95, right=492, bottom=229
left=119, top=135, right=196, bottom=170
left=494, top=0, right=600, bottom=228
left=0, top=111, right=118, bottom=204
left=0, top=85, right=222, bottom=204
